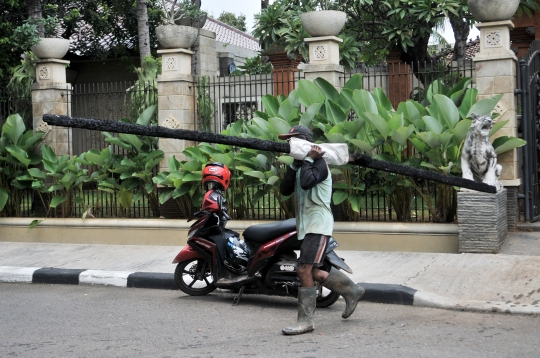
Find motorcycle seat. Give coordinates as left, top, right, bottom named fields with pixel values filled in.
left=242, top=218, right=297, bottom=243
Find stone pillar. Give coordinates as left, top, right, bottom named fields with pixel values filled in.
left=473, top=20, right=521, bottom=227
left=32, top=59, right=71, bottom=155
left=157, top=49, right=196, bottom=170
left=266, top=51, right=302, bottom=97
left=192, top=29, right=218, bottom=77
left=303, top=36, right=344, bottom=89
left=458, top=189, right=508, bottom=253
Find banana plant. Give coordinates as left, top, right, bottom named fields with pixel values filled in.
left=38, top=145, right=91, bottom=217
left=86, top=105, right=163, bottom=217
left=153, top=145, right=211, bottom=218
left=0, top=113, right=44, bottom=216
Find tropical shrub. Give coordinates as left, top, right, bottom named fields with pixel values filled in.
left=0, top=114, right=45, bottom=217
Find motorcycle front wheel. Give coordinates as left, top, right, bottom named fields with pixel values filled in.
left=175, top=258, right=216, bottom=296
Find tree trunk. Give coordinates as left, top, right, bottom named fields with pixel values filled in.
left=136, top=0, right=151, bottom=65
left=449, top=15, right=471, bottom=65
left=262, top=0, right=269, bottom=9
left=26, top=0, right=43, bottom=37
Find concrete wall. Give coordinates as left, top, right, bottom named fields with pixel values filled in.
left=0, top=218, right=459, bottom=253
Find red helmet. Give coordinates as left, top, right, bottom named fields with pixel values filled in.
left=203, top=162, right=231, bottom=191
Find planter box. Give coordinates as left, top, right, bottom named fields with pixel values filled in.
left=0, top=218, right=459, bottom=253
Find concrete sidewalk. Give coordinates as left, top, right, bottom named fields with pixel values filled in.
left=1, top=229, right=539, bottom=315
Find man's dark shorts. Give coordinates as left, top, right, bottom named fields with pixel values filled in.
left=299, top=233, right=329, bottom=267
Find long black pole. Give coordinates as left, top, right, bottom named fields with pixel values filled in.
left=43, top=114, right=496, bottom=193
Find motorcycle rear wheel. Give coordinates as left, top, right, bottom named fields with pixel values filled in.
left=175, top=258, right=216, bottom=296
left=316, top=263, right=340, bottom=308
left=316, top=286, right=340, bottom=308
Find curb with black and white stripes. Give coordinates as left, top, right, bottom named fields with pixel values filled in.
left=0, top=266, right=176, bottom=290
left=2, top=266, right=539, bottom=315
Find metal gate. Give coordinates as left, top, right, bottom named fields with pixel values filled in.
left=519, top=40, right=540, bottom=222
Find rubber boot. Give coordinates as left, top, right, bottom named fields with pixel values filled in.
left=322, top=267, right=365, bottom=319
left=282, top=287, right=317, bottom=335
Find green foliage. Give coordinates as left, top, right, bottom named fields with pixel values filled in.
left=160, top=0, right=208, bottom=26
left=12, top=16, right=61, bottom=51
left=230, top=55, right=273, bottom=76
left=0, top=114, right=44, bottom=216
left=253, top=0, right=360, bottom=66
left=126, top=55, right=161, bottom=124
left=197, top=76, right=215, bottom=132
left=86, top=105, right=163, bottom=217
left=39, top=145, right=91, bottom=218
left=217, top=11, right=247, bottom=32
left=6, top=52, right=37, bottom=128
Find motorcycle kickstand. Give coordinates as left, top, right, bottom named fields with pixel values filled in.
left=232, top=286, right=246, bottom=306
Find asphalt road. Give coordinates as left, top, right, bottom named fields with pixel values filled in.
left=1, top=284, right=539, bottom=358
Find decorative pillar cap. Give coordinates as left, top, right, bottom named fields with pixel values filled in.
left=157, top=48, right=195, bottom=55
left=305, top=36, right=343, bottom=44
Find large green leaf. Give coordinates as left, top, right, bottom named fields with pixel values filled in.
left=459, top=88, right=478, bottom=119
left=0, top=188, right=8, bottom=211
left=325, top=100, right=347, bottom=124
left=277, top=97, right=296, bottom=121
left=372, top=88, right=393, bottom=112
left=299, top=103, right=323, bottom=128
left=416, top=132, right=442, bottom=149
left=489, top=120, right=509, bottom=137
left=314, top=77, right=339, bottom=102
left=6, top=145, right=31, bottom=167
left=332, top=190, right=348, bottom=205
left=135, top=104, right=157, bottom=126
left=118, top=133, right=143, bottom=151
left=493, top=136, right=527, bottom=154
left=363, top=112, right=390, bottom=138
left=2, top=114, right=26, bottom=145
left=422, top=116, right=444, bottom=135
left=350, top=89, right=378, bottom=118
left=347, top=138, right=374, bottom=154
left=22, top=131, right=45, bottom=150
left=118, top=189, right=133, bottom=209
left=269, top=117, right=292, bottom=138
left=466, top=94, right=503, bottom=118
left=432, top=94, right=459, bottom=129
left=41, top=145, right=57, bottom=163
left=297, top=80, right=325, bottom=107
left=343, top=74, right=363, bottom=91
left=452, top=119, right=472, bottom=144
left=262, top=95, right=280, bottom=118
left=50, top=195, right=67, bottom=208
left=391, top=126, right=414, bottom=147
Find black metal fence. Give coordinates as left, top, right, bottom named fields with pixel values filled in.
left=519, top=40, right=540, bottom=222
left=0, top=85, right=33, bottom=130
left=194, top=70, right=305, bottom=133
left=2, top=60, right=474, bottom=222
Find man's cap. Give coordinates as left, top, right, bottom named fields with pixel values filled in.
left=278, top=125, right=313, bottom=142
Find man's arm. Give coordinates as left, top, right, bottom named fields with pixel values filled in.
left=299, top=145, right=328, bottom=190
left=279, top=161, right=301, bottom=196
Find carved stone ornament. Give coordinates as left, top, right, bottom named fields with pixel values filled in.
left=485, top=31, right=502, bottom=48
left=162, top=115, right=180, bottom=129
left=36, top=120, right=52, bottom=137
left=164, top=56, right=178, bottom=71
left=461, top=113, right=503, bottom=191
left=39, top=66, right=51, bottom=80
left=313, top=45, right=328, bottom=61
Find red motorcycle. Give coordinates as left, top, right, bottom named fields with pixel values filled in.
left=172, top=162, right=352, bottom=307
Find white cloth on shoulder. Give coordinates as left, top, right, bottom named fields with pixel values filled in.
left=288, top=137, right=349, bottom=166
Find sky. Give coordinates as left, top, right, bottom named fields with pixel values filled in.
left=200, top=0, right=480, bottom=44
left=201, top=0, right=262, bottom=32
